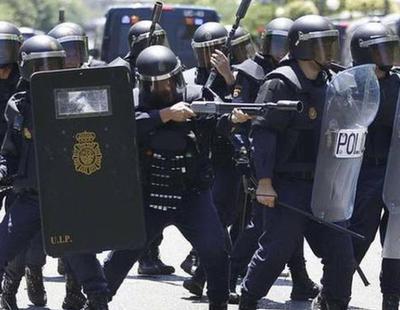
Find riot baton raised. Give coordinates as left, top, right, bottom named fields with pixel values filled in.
left=148, top=1, right=163, bottom=47
left=204, top=0, right=252, bottom=89
left=59, top=8, right=65, bottom=23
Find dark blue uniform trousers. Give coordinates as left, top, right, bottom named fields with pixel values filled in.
left=242, top=177, right=355, bottom=303
left=103, top=190, right=229, bottom=303
left=0, top=193, right=108, bottom=296
left=350, top=165, right=400, bottom=296
left=230, top=202, right=307, bottom=278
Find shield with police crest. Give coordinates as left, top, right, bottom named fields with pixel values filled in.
left=30, top=66, right=146, bottom=257
left=311, top=64, right=380, bottom=222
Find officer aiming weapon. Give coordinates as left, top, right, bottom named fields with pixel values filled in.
left=204, top=0, right=252, bottom=89
left=190, top=100, right=303, bottom=116
left=148, top=1, right=163, bottom=47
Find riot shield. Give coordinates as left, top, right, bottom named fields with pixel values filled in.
left=383, top=91, right=400, bottom=213
left=383, top=213, right=400, bottom=259
left=311, top=64, right=380, bottom=222
left=30, top=66, right=146, bottom=257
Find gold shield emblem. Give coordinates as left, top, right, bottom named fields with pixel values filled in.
left=308, top=107, right=317, bottom=120
left=72, top=131, right=102, bottom=175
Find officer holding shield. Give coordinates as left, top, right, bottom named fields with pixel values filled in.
left=239, top=16, right=356, bottom=310
left=229, top=17, right=319, bottom=303
left=349, top=21, right=400, bottom=310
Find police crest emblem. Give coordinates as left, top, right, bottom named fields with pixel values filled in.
left=72, top=131, right=102, bottom=175
left=308, top=107, right=317, bottom=120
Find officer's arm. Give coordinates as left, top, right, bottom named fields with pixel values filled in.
left=135, top=110, right=164, bottom=139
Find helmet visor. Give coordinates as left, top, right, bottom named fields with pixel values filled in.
left=130, top=30, right=169, bottom=60
left=192, top=37, right=226, bottom=69
left=261, top=30, right=289, bottom=61
left=21, top=55, right=65, bottom=81
left=140, top=71, right=186, bottom=109
left=311, top=35, right=339, bottom=66
left=367, top=38, right=400, bottom=67
left=231, top=34, right=255, bottom=64
left=0, top=35, right=21, bottom=65
left=61, top=39, right=89, bottom=68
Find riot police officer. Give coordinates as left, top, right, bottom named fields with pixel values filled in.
left=239, top=16, right=355, bottom=310
left=110, top=20, right=169, bottom=87
left=228, top=17, right=319, bottom=303
left=3, top=22, right=93, bottom=310
left=103, top=45, right=230, bottom=310
left=116, top=19, right=175, bottom=276
left=0, top=21, right=21, bottom=209
left=0, top=35, right=65, bottom=310
left=349, top=21, right=400, bottom=310
left=0, top=35, right=111, bottom=310
left=182, top=21, right=249, bottom=299
left=226, top=25, right=255, bottom=66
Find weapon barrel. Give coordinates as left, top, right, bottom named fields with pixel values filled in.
left=265, top=100, right=303, bottom=112
left=190, top=100, right=303, bottom=115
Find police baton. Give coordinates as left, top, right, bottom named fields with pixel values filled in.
left=255, top=193, right=371, bottom=286
left=204, top=0, right=252, bottom=89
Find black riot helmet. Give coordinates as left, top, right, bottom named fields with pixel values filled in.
left=0, top=21, right=22, bottom=67
left=192, top=22, right=227, bottom=69
left=48, top=22, right=88, bottom=68
left=288, top=15, right=339, bottom=66
left=127, top=20, right=169, bottom=64
left=226, top=25, right=255, bottom=65
left=136, top=45, right=185, bottom=109
left=382, top=14, right=400, bottom=36
left=19, top=35, right=65, bottom=81
left=261, top=17, right=293, bottom=62
left=351, top=22, right=400, bottom=71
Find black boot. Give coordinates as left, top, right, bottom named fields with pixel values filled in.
left=238, top=291, right=258, bottom=310
left=0, top=274, right=20, bottom=310
left=83, top=294, right=108, bottom=310
left=289, top=263, right=320, bottom=301
left=311, top=294, right=349, bottom=310
left=138, top=247, right=175, bottom=275
left=62, top=273, right=87, bottom=310
left=182, top=267, right=205, bottom=297
left=209, top=301, right=228, bottom=310
left=180, top=249, right=199, bottom=276
left=25, top=266, right=47, bottom=307
left=383, top=294, right=399, bottom=310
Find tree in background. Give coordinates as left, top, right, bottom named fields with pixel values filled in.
left=0, top=0, right=95, bottom=31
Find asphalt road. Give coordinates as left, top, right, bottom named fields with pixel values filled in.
left=5, top=223, right=382, bottom=310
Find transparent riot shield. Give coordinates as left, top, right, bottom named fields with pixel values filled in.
left=383, top=91, right=400, bottom=214
left=311, top=64, right=380, bottom=222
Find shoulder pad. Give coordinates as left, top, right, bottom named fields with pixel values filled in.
left=108, top=57, right=131, bottom=71
left=185, top=84, right=203, bottom=102
left=5, top=91, right=24, bottom=123
left=183, top=68, right=197, bottom=86
left=266, top=66, right=303, bottom=93
left=232, top=59, right=265, bottom=82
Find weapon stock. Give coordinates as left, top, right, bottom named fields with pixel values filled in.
left=204, top=0, right=252, bottom=89
left=190, top=100, right=303, bottom=116
left=148, top=1, right=163, bottom=47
